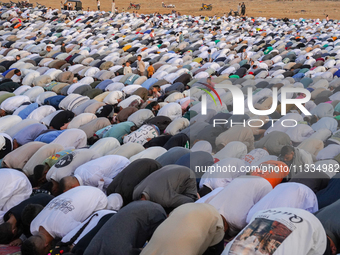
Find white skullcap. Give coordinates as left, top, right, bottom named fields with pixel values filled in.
left=106, top=193, right=123, bottom=211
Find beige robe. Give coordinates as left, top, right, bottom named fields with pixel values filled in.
left=1, top=141, right=46, bottom=169
left=215, top=126, right=255, bottom=152
left=140, top=203, right=224, bottom=255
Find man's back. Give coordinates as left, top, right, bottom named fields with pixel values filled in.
left=223, top=207, right=327, bottom=255
left=208, top=176, right=272, bottom=230
left=30, top=186, right=107, bottom=238
left=133, top=165, right=197, bottom=208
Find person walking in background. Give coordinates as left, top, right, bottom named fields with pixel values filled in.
left=111, top=0, right=115, bottom=14
left=97, top=0, right=100, bottom=11
left=241, top=2, right=246, bottom=16
left=237, top=3, right=241, bottom=16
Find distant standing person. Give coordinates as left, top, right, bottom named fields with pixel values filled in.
left=241, top=2, right=245, bottom=16
left=97, top=0, right=100, bottom=11
left=111, top=0, right=115, bottom=13
left=241, top=47, right=247, bottom=60
left=147, top=64, right=155, bottom=78
left=68, top=2, right=72, bottom=10
left=179, top=31, right=184, bottom=43
left=60, top=42, right=66, bottom=53
left=207, top=49, right=212, bottom=62
left=137, top=55, right=145, bottom=76
left=150, top=29, right=155, bottom=38
left=237, top=3, right=241, bottom=15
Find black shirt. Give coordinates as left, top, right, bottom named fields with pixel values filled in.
left=4, top=193, right=54, bottom=237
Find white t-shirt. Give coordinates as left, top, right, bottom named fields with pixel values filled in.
left=0, top=95, right=30, bottom=113
left=246, top=183, right=318, bottom=223
left=46, top=149, right=99, bottom=182
left=242, top=148, right=269, bottom=166
left=222, top=207, right=327, bottom=255
left=74, top=155, right=130, bottom=191
left=0, top=169, right=32, bottom=223
left=97, top=1, right=100, bottom=6
left=207, top=176, right=273, bottom=229
left=27, top=105, right=56, bottom=122
left=30, top=186, right=107, bottom=238
left=11, top=74, right=21, bottom=83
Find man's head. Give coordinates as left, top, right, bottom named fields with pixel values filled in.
left=113, top=105, right=122, bottom=114
left=21, top=235, right=50, bottom=255
left=21, top=204, right=44, bottom=234
left=152, top=85, right=160, bottom=93
left=280, top=145, right=295, bottom=162
left=15, top=55, right=20, bottom=61
left=34, top=164, right=50, bottom=186
left=137, top=55, right=142, bottom=61
left=46, top=46, right=52, bottom=52
left=326, top=235, right=337, bottom=255
left=0, top=109, right=6, bottom=117
left=14, top=69, right=21, bottom=76
left=59, top=176, right=80, bottom=193
left=153, top=103, right=160, bottom=111
left=220, top=214, right=240, bottom=239
left=61, top=42, right=65, bottom=46
left=12, top=139, right=20, bottom=149
left=125, top=61, right=130, bottom=67
left=51, top=179, right=60, bottom=196
left=0, top=222, right=15, bottom=244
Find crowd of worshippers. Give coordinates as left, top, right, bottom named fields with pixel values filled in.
left=1, top=4, right=340, bottom=255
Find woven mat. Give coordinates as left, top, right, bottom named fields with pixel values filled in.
left=0, top=245, right=21, bottom=255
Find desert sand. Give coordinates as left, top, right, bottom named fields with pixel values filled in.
left=11, top=0, right=340, bottom=19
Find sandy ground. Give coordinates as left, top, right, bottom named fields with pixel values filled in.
left=6, top=0, right=340, bottom=19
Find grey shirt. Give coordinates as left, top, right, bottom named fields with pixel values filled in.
left=315, top=199, right=340, bottom=251
left=133, top=165, right=198, bottom=209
